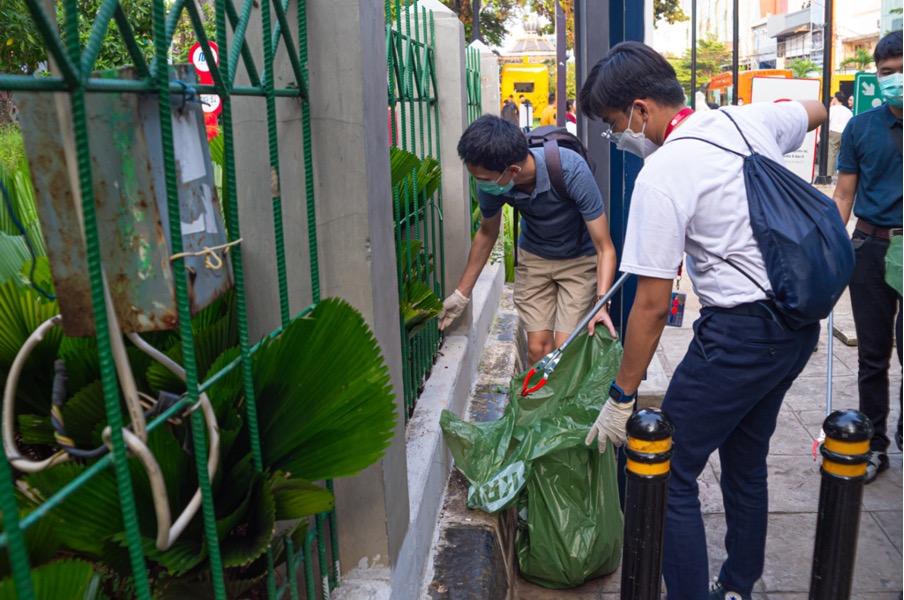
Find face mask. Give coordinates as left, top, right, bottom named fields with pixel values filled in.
left=878, top=72, right=903, bottom=108
left=476, top=168, right=517, bottom=195
left=614, top=105, right=659, bottom=158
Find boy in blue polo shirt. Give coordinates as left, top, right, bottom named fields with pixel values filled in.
left=833, top=30, right=904, bottom=483
left=437, top=115, right=618, bottom=364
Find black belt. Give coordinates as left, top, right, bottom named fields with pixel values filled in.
left=705, top=300, right=786, bottom=327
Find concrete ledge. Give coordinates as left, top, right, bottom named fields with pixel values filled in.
left=387, top=262, right=505, bottom=600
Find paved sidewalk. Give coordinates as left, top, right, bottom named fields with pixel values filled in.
left=465, top=283, right=902, bottom=599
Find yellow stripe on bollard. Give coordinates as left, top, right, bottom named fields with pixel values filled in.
left=626, top=458, right=670, bottom=476
left=824, top=438, right=870, bottom=456
left=627, top=437, right=672, bottom=454
left=822, top=460, right=867, bottom=478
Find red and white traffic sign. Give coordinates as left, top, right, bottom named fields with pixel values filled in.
left=189, top=42, right=218, bottom=74
left=187, top=41, right=221, bottom=139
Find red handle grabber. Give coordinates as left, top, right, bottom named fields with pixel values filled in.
left=520, top=272, right=633, bottom=397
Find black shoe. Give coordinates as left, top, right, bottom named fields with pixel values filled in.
left=709, top=579, right=752, bottom=600
left=864, top=451, right=889, bottom=484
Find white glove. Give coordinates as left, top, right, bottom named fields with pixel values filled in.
left=438, top=289, right=470, bottom=330
left=585, top=398, right=635, bottom=453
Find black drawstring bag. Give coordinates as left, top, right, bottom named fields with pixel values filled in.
left=670, top=110, right=854, bottom=329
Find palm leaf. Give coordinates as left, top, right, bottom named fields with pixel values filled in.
left=145, top=309, right=238, bottom=394
left=17, top=413, right=54, bottom=446
left=0, top=279, right=61, bottom=414
left=401, top=280, right=442, bottom=335
left=389, top=146, right=420, bottom=188
left=0, top=559, right=95, bottom=600
left=255, top=298, right=396, bottom=480
left=416, top=155, right=442, bottom=198
left=219, top=473, right=276, bottom=568
left=0, top=231, right=31, bottom=284
left=271, top=477, right=334, bottom=520
left=0, top=508, right=62, bottom=577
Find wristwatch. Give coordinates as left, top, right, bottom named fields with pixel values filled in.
left=608, top=382, right=637, bottom=404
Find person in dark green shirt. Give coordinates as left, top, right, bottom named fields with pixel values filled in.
left=834, top=30, right=903, bottom=483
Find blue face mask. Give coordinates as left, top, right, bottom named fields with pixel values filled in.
left=476, top=168, right=518, bottom=195
left=878, top=72, right=903, bottom=108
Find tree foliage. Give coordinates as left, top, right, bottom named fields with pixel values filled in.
left=841, top=48, right=873, bottom=72
left=654, top=0, right=688, bottom=26
left=1, top=0, right=214, bottom=75
left=667, top=36, right=731, bottom=99
left=788, top=58, right=820, bottom=78
left=440, top=0, right=522, bottom=48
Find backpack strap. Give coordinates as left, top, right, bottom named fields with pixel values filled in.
left=719, top=110, right=756, bottom=154
left=542, top=139, right=570, bottom=200
left=666, top=135, right=747, bottom=158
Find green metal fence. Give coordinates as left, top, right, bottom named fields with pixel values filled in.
left=386, top=0, right=444, bottom=419
left=465, top=45, right=482, bottom=235
left=0, top=1, right=339, bottom=598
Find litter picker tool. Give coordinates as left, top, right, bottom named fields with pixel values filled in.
left=812, top=310, right=834, bottom=459
left=521, top=272, right=633, bottom=397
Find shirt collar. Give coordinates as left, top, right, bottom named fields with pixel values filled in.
left=881, top=104, right=902, bottom=128
left=507, top=148, right=550, bottom=200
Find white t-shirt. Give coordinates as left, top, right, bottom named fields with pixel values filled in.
left=619, top=102, right=809, bottom=308
left=828, top=104, right=853, bottom=133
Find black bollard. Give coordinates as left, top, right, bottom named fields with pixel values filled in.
left=809, top=409, right=874, bottom=600
left=621, top=408, right=674, bottom=600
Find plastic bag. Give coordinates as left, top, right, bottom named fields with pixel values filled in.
left=885, top=235, right=902, bottom=296
left=440, top=331, right=623, bottom=588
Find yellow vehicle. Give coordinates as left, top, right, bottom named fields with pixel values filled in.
left=501, top=61, right=550, bottom=114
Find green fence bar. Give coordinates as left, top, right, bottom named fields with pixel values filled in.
left=0, top=1, right=335, bottom=598
left=387, top=0, right=444, bottom=420
left=465, top=46, right=482, bottom=234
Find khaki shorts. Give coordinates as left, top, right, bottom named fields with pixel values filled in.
left=514, top=248, right=597, bottom=333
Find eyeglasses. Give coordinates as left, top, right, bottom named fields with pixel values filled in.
left=600, top=126, right=620, bottom=143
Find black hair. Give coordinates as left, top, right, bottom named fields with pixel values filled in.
left=874, top=30, right=902, bottom=65
left=834, top=91, right=846, bottom=104
left=579, top=41, right=686, bottom=118
left=457, top=115, right=529, bottom=172
left=548, top=92, right=556, bottom=103
left=566, top=99, right=575, bottom=112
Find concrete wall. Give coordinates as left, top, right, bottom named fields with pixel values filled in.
left=305, top=0, right=410, bottom=572
left=232, top=0, right=409, bottom=575
left=470, top=40, right=501, bottom=117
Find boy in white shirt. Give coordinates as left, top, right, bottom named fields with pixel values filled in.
left=579, top=41, right=826, bottom=600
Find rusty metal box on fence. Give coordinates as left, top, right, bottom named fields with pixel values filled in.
left=15, top=68, right=232, bottom=337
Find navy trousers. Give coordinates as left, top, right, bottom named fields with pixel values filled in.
left=661, top=303, right=819, bottom=599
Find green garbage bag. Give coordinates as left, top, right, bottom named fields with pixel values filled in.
left=885, top=235, right=902, bottom=296
left=440, top=331, right=623, bottom=588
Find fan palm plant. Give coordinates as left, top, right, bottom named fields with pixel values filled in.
left=0, top=264, right=397, bottom=593
left=390, top=146, right=444, bottom=332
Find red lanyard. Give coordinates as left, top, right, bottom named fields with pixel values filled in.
left=663, top=107, right=694, bottom=141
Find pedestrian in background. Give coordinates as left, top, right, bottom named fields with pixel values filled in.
left=828, top=91, right=853, bottom=181
left=501, top=94, right=519, bottom=126
left=833, top=30, right=903, bottom=482
left=540, top=92, right=557, bottom=126
left=519, top=94, right=533, bottom=132
left=580, top=41, right=827, bottom=600
left=565, top=98, right=578, bottom=135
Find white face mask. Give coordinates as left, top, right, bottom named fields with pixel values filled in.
left=613, top=104, right=659, bottom=159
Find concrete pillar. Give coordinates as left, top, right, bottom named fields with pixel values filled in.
left=470, top=40, right=501, bottom=117
left=418, top=0, right=473, bottom=336
left=305, top=0, right=410, bottom=572
left=231, top=0, right=409, bottom=574
left=231, top=3, right=315, bottom=342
